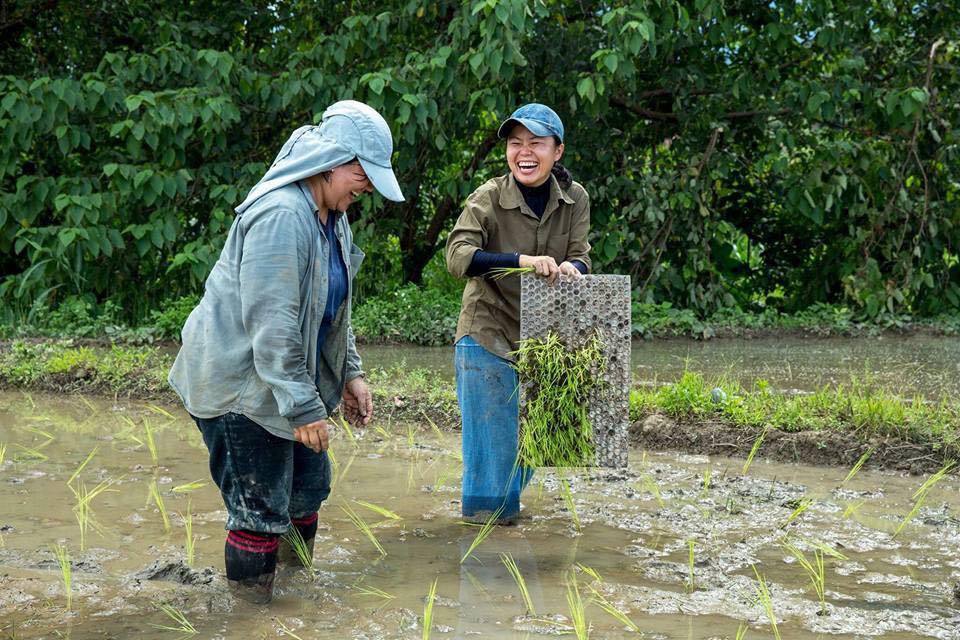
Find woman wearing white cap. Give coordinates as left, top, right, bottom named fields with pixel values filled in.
left=169, top=100, right=404, bottom=604
left=446, top=103, right=591, bottom=524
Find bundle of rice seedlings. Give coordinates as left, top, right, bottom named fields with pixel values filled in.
left=513, top=331, right=606, bottom=468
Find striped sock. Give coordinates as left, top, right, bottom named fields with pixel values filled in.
left=225, top=530, right=279, bottom=581
left=290, top=512, right=318, bottom=541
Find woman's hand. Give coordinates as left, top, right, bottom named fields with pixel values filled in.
left=558, top=261, right=583, bottom=279
left=342, top=376, right=373, bottom=426
left=294, top=419, right=329, bottom=453
left=519, top=254, right=560, bottom=285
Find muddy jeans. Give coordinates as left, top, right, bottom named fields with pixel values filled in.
left=455, top=336, right=533, bottom=520
left=192, top=412, right=331, bottom=533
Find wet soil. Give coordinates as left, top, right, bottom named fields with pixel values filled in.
left=2, top=392, right=959, bottom=639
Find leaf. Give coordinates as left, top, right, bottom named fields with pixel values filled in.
left=576, top=77, right=596, bottom=102
left=369, top=76, right=385, bottom=95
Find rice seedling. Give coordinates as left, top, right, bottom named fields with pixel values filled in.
left=686, top=539, right=696, bottom=592
left=21, top=425, right=55, bottom=442
left=0, top=443, right=6, bottom=465
left=576, top=563, right=603, bottom=583
left=588, top=588, right=640, bottom=634
left=422, top=578, right=438, bottom=640
left=335, top=414, right=357, bottom=445
left=783, top=497, right=815, bottom=528
left=143, top=418, right=158, bottom=465
left=752, top=566, right=781, bottom=640
left=784, top=543, right=826, bottom=615
left=149, top=479, right=171, bottom=532
left=500, top=553, right=535, bottom=614
left=373, top=424, right=391, bottom=440
left=421, top=411, right=445, bottom=441
left=559, top=477, right=581, bottom=531
left=843, top=500, right=865, bottom=519
left=277, top=621, right=304, bottom=639
left=150, top=603, right=198, bottom=634
left=353, top=500, right=402, bottom=521
left=735, top=621, right=749, bottom=639
left=565, top=570, right=590, bottom=640
left=354, top=583, right=396, bottom=600
left=67, top=446, right=99, bottom=485
left=460, top=506, right=504, bottom=564
left=182, top=501, right=196, bottom=567
left=172, top=480, right=207, bottom=493
left=640, top=473, right=664, bottom=507
left=513, top=331, right=606, bottom=468
left=282, top=525, right=316, bottom=579
left=895, top=460, right=955, bottom=537
left=146, top=404, right=176, bottom=419
left=842, top=447, right=875, bottom=486
left=12, top=444, right=48, bottom=463
left=742, top=430, right=766, bottom=474
left=70, top=477, right=117, bottom=549
left=489, top=266, right=535, bottom=280
left=406, top=423, right=416, bottom=447
left=340, top=503, right=386, bottom=556
left=701, top=467, right=711, bottom=497
left=51, top=543, right=72, bottom=611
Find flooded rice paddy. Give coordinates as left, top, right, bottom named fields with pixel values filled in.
left=2, top=390, right=959, bottom=639
left=363, top=335, right=960, bottom=399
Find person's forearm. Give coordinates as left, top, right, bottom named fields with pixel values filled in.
left=465, top=250, right=521, bottom=277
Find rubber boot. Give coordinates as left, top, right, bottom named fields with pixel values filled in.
left=225, top=530, right=279, bottom=604
left=278, top=513, right=318, bottom=568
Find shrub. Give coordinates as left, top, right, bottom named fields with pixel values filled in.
left=353, top=285, right=460, bottom=346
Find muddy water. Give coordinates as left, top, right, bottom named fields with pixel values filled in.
left=1, top=392, right=959, bottom=639
left=362, top=335, right=960, bottom=399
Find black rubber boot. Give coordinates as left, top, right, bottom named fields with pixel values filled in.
left=225, top=530, right=279, bottom=604
left=278, top=513, right=318, bottom=568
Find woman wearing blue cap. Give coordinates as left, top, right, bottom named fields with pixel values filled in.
left=169, top=100, right=404, bottom=603
left=445, top=103, right=591, bottom=524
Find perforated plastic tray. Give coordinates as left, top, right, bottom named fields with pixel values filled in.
left=519, top=274, right=631, bottom=468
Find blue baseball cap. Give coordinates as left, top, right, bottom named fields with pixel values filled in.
left=497, top=103, right=565, bottom=142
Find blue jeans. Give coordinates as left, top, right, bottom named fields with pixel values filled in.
left=192, top=412, right=331, bottom=533
left=455, top=336, right=533, bottom=521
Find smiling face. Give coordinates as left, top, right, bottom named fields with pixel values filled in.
left=506, top=125, right=564, bottom=187
left=310, top=161, right=374, bottom=213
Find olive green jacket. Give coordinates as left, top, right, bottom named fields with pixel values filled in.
left=445, top=173, right=591, bottom=360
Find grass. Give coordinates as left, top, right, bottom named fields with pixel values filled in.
left=500, top=553, right=535, bottom=614
left=630, top=371, right=960, bottom=461
left=148, top=479, right=171, bottom=532
left=340, top=503, right=387, bottom=557
left=784, top=543, right=827, bottom=615
left=894, top=460, right=955, bottom=537
left=150, top=603, right=198, bottom=634
left=51, top=543, right=72, bottom=611
left=513, top=331, right=606, bottom=468
left=459, top=506, right=504, bottom=564
left=752, top=566, right=781, bottom=640
left=282, top=525, right=316, bottom=579
left=422, top=578, right=438, bottom=640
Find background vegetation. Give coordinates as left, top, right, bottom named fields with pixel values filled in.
left=1, top=0, right=957, bottom=341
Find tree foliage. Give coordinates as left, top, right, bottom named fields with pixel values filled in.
left=1, top=0, right=957, bottom=322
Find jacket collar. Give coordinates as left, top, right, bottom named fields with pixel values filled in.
left=498, top=172, right=575, bottom=215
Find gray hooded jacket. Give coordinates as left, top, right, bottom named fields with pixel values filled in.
left=168, top=120, right=368, bottom=440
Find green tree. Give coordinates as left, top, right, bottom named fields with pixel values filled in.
left=1, top=0, right=957, bottom=323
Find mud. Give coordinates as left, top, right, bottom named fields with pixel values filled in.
left=2, top=392, right=960, bottom=639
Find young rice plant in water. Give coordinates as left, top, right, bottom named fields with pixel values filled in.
left=514, top=331, right=606, bottom=468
